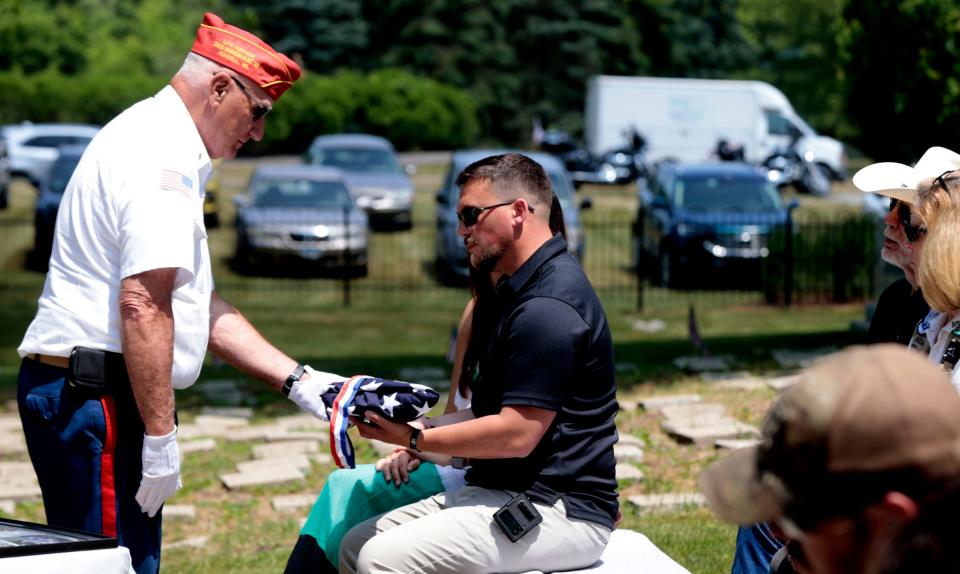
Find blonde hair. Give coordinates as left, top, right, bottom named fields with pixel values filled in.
left=916, top=171, right=960, bottom=312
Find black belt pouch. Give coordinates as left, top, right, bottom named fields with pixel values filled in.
left=68, top=346, right=126, bottom=392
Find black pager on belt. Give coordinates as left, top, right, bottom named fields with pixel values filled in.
left=493, top=493, right=543, bottom=542
left=68, top=346, right=111, bottom=392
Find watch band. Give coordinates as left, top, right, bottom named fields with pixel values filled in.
left=409, top=427, right=422, bottom=451
left=281, top=363, right=306, bottom=397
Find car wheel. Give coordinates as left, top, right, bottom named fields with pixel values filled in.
left=0, top=186, right=7, bottom=210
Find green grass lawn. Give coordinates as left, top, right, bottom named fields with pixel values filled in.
left=0, top=159, right=870, bottom=573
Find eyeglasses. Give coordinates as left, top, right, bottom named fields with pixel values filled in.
left=889, top=198, right=927, bottom=242
left=230, top=75, right=270, bottom=121
left=457, top=200, right=534, bottom=227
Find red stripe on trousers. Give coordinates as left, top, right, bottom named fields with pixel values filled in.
left=100, top=395, right=118, bottom=537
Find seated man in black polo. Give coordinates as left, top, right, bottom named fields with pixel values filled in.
left=339, top=152, right=619, bottom=574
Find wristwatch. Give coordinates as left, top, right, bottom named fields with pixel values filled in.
left=281, top=364, right=306, bottom=397
left=409, top=428, right=422, bottom=451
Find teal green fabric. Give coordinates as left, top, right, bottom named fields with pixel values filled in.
left=301, top=461, right=445, bottom=567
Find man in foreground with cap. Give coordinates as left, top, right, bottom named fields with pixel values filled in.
left=701, top=344, right=960, bottom=574
left=16, top=13, right=343, bottom=574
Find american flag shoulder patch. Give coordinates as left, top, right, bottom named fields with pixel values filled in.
left=160, top=169, right=194, bottom=199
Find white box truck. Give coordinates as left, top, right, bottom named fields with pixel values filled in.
left=584, top=75, right=846, bottom=179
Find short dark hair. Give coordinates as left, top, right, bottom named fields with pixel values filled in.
left=455, top=153, right=553, bottom=210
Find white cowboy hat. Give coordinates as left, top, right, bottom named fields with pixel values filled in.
left=852, top=146, right=960, bottom=205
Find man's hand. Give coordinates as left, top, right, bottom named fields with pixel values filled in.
left=287, top=365, right=346, bottom=421
left=375, top=447, right=421, bottom=486
left=135, top=427, right=181, bottom=517
left=351, top=412, right=416, bottom=447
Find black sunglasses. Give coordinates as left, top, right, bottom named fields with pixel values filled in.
left=230, top=75, right=270, bottom=121
left=889, top=198, right=927, bottom=243
left=457, top=200, right=533, bottom=227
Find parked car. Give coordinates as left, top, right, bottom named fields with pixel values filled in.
left=0, top=137, right=10, bottom=209
left=634, top=162, right=795, bottom=289
left=435, top=149, right=590, bottom=283
left=1, top=123, right=100, bottom=187
left=31, top=145, right=88, bottom=269
left=234, top=165, right=368, bottom=277
left=305, top=134, right=414, bottom=229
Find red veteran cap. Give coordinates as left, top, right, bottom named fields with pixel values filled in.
left=191, top=12, right=301, bottom=101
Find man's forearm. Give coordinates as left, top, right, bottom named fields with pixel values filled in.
left=120, top=271, right=177, bottom=436
left=208, top=292, right=297, bottom=390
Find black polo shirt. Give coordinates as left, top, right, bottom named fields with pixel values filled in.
left=466, top=234, right=619, bottom=529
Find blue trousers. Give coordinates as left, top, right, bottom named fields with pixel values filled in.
left=731, top=523, right=783, bottom=574
left=17, top=358, right=162, bottom=574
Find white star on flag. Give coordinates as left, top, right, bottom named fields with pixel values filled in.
left=409, top=383, right=432, bottom=393
left=413, top=400, right=433, bottom=419
left=360, top=380, right=382, bottom=392
left=381, top=392, right=402, bottom=417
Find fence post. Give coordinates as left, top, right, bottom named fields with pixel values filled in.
left=634, top=209, right=645, bottom=312
left=784, top=210, right=794, bottom=307
left=342, top=206, right=351, bottom=307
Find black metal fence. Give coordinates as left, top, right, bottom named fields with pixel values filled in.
left=0, top=211, right=880, bottom=309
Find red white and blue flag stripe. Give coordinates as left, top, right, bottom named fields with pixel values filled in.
left=160, top=169, right=194, bottom=199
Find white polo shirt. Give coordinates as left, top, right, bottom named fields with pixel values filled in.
left=19, top=86, right=214, bottom=389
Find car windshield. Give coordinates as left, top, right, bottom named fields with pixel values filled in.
left=674, top=176, right=782, bottom=212
left=311, top=148, right=401, bottom=174
left=48, top=157, right=81, bottom=195
left=252, top=178, right=352, bottom=209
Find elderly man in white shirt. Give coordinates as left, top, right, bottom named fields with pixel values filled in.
left=16, top=13, right=341, bottom=574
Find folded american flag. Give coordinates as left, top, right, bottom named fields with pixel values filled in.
left=326, top=375, right=439, bottom=468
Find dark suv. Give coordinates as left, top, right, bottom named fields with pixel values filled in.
left=634, top=162, right=794, bottom=289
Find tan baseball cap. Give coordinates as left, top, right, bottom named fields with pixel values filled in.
left=852, top=146, right=960, bottom=205
left=699, top=344, right=960, bottom=526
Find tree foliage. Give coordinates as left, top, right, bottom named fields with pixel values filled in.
left=842, top=0, right=960, bottom=160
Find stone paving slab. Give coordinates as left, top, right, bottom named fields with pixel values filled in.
left=618, top=399, right=640, bottom=412
left=0, top=500, right=15, bottom=515
left=272, top=493, right=319, bottom=512
left=193, top=415, right=251, bottom=430
left=312, top=453, right=334, bottom=465
left=200, top=406, right=254, bottom=419
left=221, top=426, right=280, bottom=442
left=631, top=318, right=666, bottom=333
left=265, top=430, right=329, bottom=443
left=615, top=463, right=644, bottom=482
left=672, top=355, right=732, bottom=372
left=715, top=438, right=762, bottom=450
left=660, top=403, right=728, bottom=422
left=0, top=434, right=27, bottom=455
left=0, top=415, right=23, bottom=433
left=237, top=455, right=312, bottom=474
left=221, top=466, right=304, bottom=489
left=273, top=414, right=329, bottom=431
left=252, top=440, right=320, bottom=459
left=195, top=379, right=240, bottom=392
left=166, top=536, right=209, bottom=550
left=713, top=378, right=768, bottom=392
left=662, top=421, right=760, bottom=445
left=766, top=374, right=801, bottom=392
left=617, top=433, right=646, bottom=448
left=771, top=348, right=836, bottom=369
left=627, top=492, right=705, bottom=511
left=639, top=395, right=702, bottom=412
left=613, top=444, right=645, bottom=464
left=368, top=439, right=396, bottom=457
left=164, top=504, right=196, bottom=521
left=180, top=438, right=217, bottom=455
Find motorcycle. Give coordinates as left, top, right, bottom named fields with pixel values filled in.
left=540, top=128, right=647, bottom=187
left=762, top=131, right=831, bottom=197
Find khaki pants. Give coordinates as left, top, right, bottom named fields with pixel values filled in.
left=339, top=485, right=611, bottom=574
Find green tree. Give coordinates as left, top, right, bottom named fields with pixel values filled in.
left=737, top=0, right=850, bottom=140
left=842, top=0, right=960, bottom=160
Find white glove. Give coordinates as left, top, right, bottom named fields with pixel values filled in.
left=135, top=426, right=181, bottom=518
left=287, top=365, right=346, bottom=421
